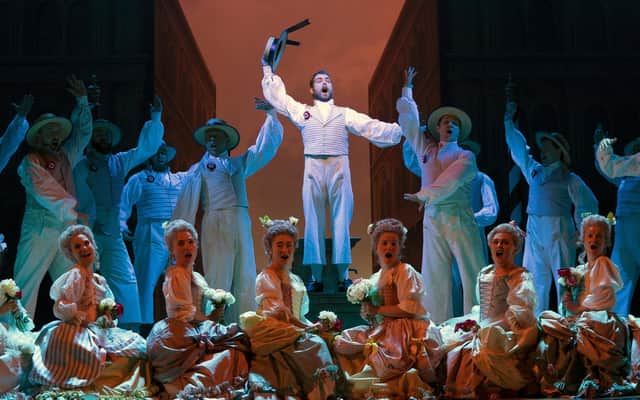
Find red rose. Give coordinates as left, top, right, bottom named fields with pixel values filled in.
left=14, top=290, right=22, bottom=300
left=558, top=268, right=572, bottom=278
left=113, top=303, right=124, bottom=318
left=334, top=319, right=343, bottom=331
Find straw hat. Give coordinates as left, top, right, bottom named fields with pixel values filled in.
left=26, top=113, right=72, bottom=146
left=535, top=131, right=571, bottom=165
left=193, top=118, right=240, bottom=152
left=427, top=106, right=472, bottom=142
left=93, top=119, right=122, bottom=147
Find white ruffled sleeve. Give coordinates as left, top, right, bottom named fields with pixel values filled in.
left=582, top=256, right=623, bottom=312
left=51, top=269, right=86, bottom=322
left=162, top=266, right=196, bottom=322
left=395, top=264, right=429, bottom=316
left=505, top=269, right=537, bottom=331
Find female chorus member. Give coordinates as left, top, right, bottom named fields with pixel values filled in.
left=146, top=219, right=250, bottom=398
left=29, top=225, right=148, bottom=393
left=333, top=218, right=444, bottom=399
left=444, top=222, right=538, bottom=399
left=240, top=216, right=337, bottom=399
left=536, top=215, right=633, bottom=397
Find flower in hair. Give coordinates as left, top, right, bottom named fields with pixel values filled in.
left=259, top=215, right=273, bottom=228
left=366, top=223, right=376, bottom=235
left=508, top=220, right=526, bottom=238
left=606, top=211, right=616, bottom=226
left=288, top=216, right=299, bottom=226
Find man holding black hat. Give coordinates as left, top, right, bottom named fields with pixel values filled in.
left=173, top=98, right=282, bottom=321
left=14, top=76, right=92, bottom=316
left=261, top=55, right=404, bottom=292
left=120, top=142, right=192, bottom=329
left=74, top=96, right=164, bottom=329
left=399, top=67, right=486, bottom=323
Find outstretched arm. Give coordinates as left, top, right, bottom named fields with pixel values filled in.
left=0, top=95, right=32, bottom=172
left=118, top=96, right=165, bottom=174
left=504, top=101, right=537, bottom=183
left=597, top=137, right=640, bottom=178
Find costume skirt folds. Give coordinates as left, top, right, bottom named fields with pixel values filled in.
left=334, top=318, right=444, bottom=398
left=29, top=320, right=148, bottom=390
left=147, top=318, right=250, bottom=396
left=245, top=317, right=336, bottom=400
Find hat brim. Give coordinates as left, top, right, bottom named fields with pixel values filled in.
left=624, top=138, right=640, bottom=156
left=193, top=124, right=240, bottom=152
left=93, top=121, right=122, bottom=147
left=26, top=117, right=72, bottom=146
left=263, top=32, right=288, bottom=73
left=427, top=106, right=472, bottom=142
left=152, top=144, right=176, bottom=163
left=535, top=132, right=571, bottom=165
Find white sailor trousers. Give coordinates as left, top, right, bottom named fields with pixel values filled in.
left=302, top=155, right=353, bottom=266
left=612, top=215, right=640, bottom=315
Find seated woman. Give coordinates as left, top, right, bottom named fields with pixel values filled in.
left=0, top=279, right=35, bottom=394
left=29, top=225, right=148, bottom=393
left=536, top=214, right=633, bottom=397
left=444, top=222, right=538, bottom=399
left=333, top=218, right=444, bottom=399
left=146, top=219, right=250, bottom=398
left=240, top=216, right=337, bottom=399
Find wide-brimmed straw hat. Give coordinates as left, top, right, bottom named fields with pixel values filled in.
left=93, top=119, right=122, bottom=147
left=535, top=131, right=571, bottom=165
left=624, top=137, right=640, bottom=156
left=26, top=113, right=72, bottom=146
left=193, top=118, right=240, bottom=152
left=149, top=141, right=176, bottom=163
left=427, top=106, right=472, bottom=142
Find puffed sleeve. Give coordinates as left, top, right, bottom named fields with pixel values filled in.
left=504, top=119, right=539, bottom=184
left=395, top=264, right=429, bottom=316
left=64, top=96, right=92, bottom=168
left=162, top=267, right=196, bottom=322
left=172, top=159, right=203, bottom=224
left=344, top=107, right=402, bottom=148
left=0, top=114, right=28, bottom=173
left=402, top=138, right=422, bottom=177
left=240, top=111, right=283, bottom=178
left=505, top=269, right=537, bottom=331
left=582, top=256, right=623, bottom=312
left=474, top=173, right=499, bottom=228
left=597, top=138, right=640, bottom=178
left=51, top=269, right=86, bottom=322
left=418, top=151, right=479, bottom=205
left=117, top=111, right=164, bottom=175
left=568, top=173, right=599, bottom=228
left=119, top=172, right=143, bottom=232
left=261, top=66, right=307, bottom=128
left=255, top=270, right=290, bottom=320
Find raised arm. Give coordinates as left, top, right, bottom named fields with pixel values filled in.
left=118, top=96, right=164, bottom=174
left=0, top=95, right=32, bottom=173
left=397, top=67, right=430, bottom=157
left=261, top=65, right=307, bottom=127
left=241, top=98, right=284, bottom=178
left=63, top=76, right=92, bottom=168
left=402, top=139, right=422, bottom=177
left=596, top=137, right=640, bottom=178
left=504, top=101, right=537, bottom=183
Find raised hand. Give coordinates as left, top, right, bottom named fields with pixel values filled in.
left=66, top=75, right=87, bottom=97
left=13, top=94, right=34, bottom=117
left=504, top=101, right=517, bottom=122
left=150, top=95, right=163, bottom=115
left=404, top=66, right=417, bottom=88
left=254, top=97, right=274, bottom=112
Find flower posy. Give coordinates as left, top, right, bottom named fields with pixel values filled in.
left=204, top=288, right=236, bottom=305
left=454, top=319, right=479, bottom=333
left=0, top=279, right=22, bottom=300
left=346, top=279, right=374, bottom=304
left=98, top=298, right=124, bottom=319
left=558, top=267, right=582, bottom=287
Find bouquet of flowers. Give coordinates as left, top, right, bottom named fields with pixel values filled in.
left=97, top=298, right=124, bottom=328
left=346, top=279, right=381, bottom=306
left=557, top=267, right=584, bottom=316
left=203, top=288, right=236, bottom=308
left=454, top=319, right=479, bottom=333
left=317, top=310, right=342, bottom=332
left=0, top=279, right=34, bottom=332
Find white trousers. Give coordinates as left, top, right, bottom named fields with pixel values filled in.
left=612, top=215, right=640, bottom=315
left=14, top=210, right=70, bottom=316
left=132, top=220, right=169, bottom=324
left=201, top=207, right=256, bottom=322
left=422, top=207, right=485, bottom=323
left=94, top=233, right=142, bottom=324
left=302, top=156, right=353, bottom=265
left=524, top=215, right=576, bottom=316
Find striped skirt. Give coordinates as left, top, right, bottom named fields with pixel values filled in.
left=29, top=320, right=146, bottom=389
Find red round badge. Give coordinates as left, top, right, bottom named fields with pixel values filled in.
left=207, top=162, right=216, bottom=171
left=146, top=175, right=155, bottom=183
left=303, top=111, right=311, bottom=120
left=46, top=161, right=56, bottom=170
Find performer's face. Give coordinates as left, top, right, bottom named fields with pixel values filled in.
left=539, top=139, right=562, bottom=166
left=70, top=233, right=96, bottom=268
left=436, top=115, right=460, bottom=142
left=376, top=232, right=400, bottom=267
left=150, top=147, right=170, bottom=170
left=91, top=126, right=112, bottom=154
left=171, top=230, right=198, bottom=267
left=204, top=130, right=229, bottom=156
left=583, top=224, right=606, bottom=259
left=269, top=233, right=295, bottom=269
left=38, top=123, right=65, bottom=153
left=489, top=232, right=516, bottom=266
left=310, top=73, right=333, bottom=102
